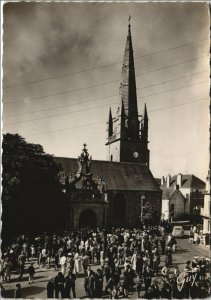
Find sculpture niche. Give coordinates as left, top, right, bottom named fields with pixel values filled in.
left=66, top=143, right=106, bottom=200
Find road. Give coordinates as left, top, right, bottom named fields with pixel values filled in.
left=3, top=237, right=210, bottom=299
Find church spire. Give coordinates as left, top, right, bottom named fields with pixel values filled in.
left=119, top=16, right=139, bottom=140
left=108, top=107, right=113, bottom=138
left=106, top=18, right=150, bottom=165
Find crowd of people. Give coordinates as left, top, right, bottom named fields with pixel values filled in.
left=0, top=224, right=210, bottom=299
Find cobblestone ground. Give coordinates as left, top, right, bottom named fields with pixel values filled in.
left=3, top=237, right=210, bottom=299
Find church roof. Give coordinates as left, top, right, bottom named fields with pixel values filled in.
left=160, top=175, right=205, bottom=190
left=54, top=157, right=161, bottom=192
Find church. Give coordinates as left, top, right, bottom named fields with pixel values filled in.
left=54, top=21, right=161, bottom=229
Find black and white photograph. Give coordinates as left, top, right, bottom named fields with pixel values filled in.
left=1, top=1, right=210, bottom=299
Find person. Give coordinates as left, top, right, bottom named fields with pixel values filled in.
left=136, top=252, right=143, bottom=277
left=28, top=263, right=35, bottom=284
left=73, top=253, right=83, bottom=276
left=54, top=272, right=65, bottom=298
left=47, top=277, right=55, bottom=298
left=0, top=282, right=6, bottom=298
left=0, top=259, right=5, bottom=283
left=84, top=265, right=91, bottom=294
left=30, top=245, right=36, bottom=258
left=143, top=285, right=154, bottom=299
left=131, top=250, right=137, bottom=271
left=18, top=252, right=26, bottom=279
left=160, top=236, right=166, bottom=255
left=160, top=282, right=172, bottom=299
left=64, top=270, right=76, bottom=298
left=87, top=270, right=95, bottom=298
left=95, top=268, right=103, bottom=298
left=4, top=258, right=13, bottom=283
left=165, top=246, right=172, bottom=266
left=60, top=254, right=67, bottom=276
left=199, top=257, right=207, bottom=281
left=151, top=281, right=160, bottom=299
left=117, top=284, right=127, bottom=298
left=161, top=263, right=170, bottom=280
left=105, top=273, right=116, bottom=295
left=184, top=260, right=191, bottom=271
left=173, top=264, right=180, bottom=277
left=143, top=266, right=153, bottom=292
left=14, top=283, right=22, bottom=298
left=152, top=248, right=160, bottom=275
left=55, top=253, right=59, bottom=271
left=82, top=252, right=89, bottom=272
left=111, top=285, right=118, bottom=299
left=136, top=277, right=143, bottom=298
left=41, top=247, right=47, bottom=267
left=113, top=259, right=121, bottom=285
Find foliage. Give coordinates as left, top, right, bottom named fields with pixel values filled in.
left=2, top=133, right=66, bottom=243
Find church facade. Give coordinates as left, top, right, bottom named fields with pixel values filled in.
left=55, top=22, right=161, bottom=229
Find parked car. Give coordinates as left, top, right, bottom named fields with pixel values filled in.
left=172, top=226, right=184, bottom=238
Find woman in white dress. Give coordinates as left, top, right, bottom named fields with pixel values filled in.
left=131, top=251, right=137, bottom=271
left=73, top=253, right=83, bottom=276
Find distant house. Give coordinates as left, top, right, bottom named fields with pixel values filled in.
left=200, top=171, right=210, bottom=234
left=160, top=173, right=206, bottom=220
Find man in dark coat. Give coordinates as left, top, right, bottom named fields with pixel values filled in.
left=94, top=269, right=103, bottom=298
left=64, top=270, right=76, bottom=298
left=47, top=277, right=55, bottom=298
left=143, top=266, right=153, bottom=292
left=160, top=236, right=166, bottom=255
left=88, top=270, right=95, bottom=298
left=54, top=272, right=65, bottom=298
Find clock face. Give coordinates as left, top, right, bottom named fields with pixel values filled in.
left=133, top=151, right=139, bottom=158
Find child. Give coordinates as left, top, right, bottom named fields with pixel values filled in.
left=30, top=245, right=36, bottom=258
left=14, top=283, right=22, bottom=298
left=28, top=263, right=35, bottom=284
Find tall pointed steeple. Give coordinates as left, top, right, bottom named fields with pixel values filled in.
left=119, top=16, right=139, bottom=139
left=106, top=18, right=150, bottom=166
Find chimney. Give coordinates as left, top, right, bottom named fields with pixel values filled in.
left=177, top=173, right=182, bottom=188
left=166, top=174, right=171, bottom=188
left=161, top=176, right=165, bottom=185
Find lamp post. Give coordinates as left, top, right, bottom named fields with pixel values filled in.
left=139, top=195, right=145, bottom=223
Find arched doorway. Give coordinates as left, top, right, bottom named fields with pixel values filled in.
left=113, top=193, right=126, bottom=226
left=79, top=210, right=97, bottom=228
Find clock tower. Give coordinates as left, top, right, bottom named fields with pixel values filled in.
left=106, top=19, right=150, bottom=166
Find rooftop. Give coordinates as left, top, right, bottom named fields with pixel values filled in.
left=161, top=174, right=206, bottom=190
left=54, top=157, right=161, bottom=192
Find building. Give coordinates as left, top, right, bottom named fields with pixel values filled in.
left=160, top=173, right=206, bottom=220
left=54, top=21, right=161, bottom=229
left=200, top=170, right=210, bottom=234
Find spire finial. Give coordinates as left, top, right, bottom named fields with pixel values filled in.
left=128, top=14, right=131, bottom=26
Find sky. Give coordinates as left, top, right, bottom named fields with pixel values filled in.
left=2, top=2, right=210, bottom=181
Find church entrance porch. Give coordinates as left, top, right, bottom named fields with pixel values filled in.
left=79, top=209, right=97, bottom=228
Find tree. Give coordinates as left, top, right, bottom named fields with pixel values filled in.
left=2, top=133, right=65, bottom=244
